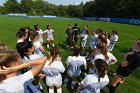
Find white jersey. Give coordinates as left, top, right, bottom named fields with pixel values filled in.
left=80, top=74, right=109, bottom=93
left=90, top=34, right=98, bottom=49
left=81, top=34, right=88, bottom=47
left=107, top=39, right=110, bottom=47
left=0, top=70, right=35, bottom=93
left=66, top=56, right=87, bottom=77
left=108, top=35, right=118, bottom=51
left=36, top=29, right=44, bottom=43
left=110, top=35, right=118, bottom=42
left=44, top=29, right=54, bottom=40
left=33, top=41, right=45, bottom=57
left=43, top=60, right=65, bottom=87
left=91, top=52, right=116, bottom=64
left=22, top=53, right=41, bottom=64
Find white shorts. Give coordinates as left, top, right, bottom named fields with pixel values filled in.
left=81, top=40, right=87, bottom=47
left=108, top=42, right=115, bottom=51
left=90, top=43, right=96, bottom=50
left=47, top=37, right=54, bottom=41
left=67, top=69, right=81, bottom=77
left=46, top=74, right=62, bottom=87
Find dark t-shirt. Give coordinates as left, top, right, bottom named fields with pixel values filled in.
left=66, top=29, right=74, bottom=40
left=72, top=27, right=80, bottom=37
left=116, top=52, right=140, bottom=76
left=125, top=52, right=140, bottom=71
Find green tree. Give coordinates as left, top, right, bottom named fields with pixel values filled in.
left=67, top=4, right=83, bottom=17
left=21, top=0, right=34, bottom=14
left=3, top=0, right=19, bottom=13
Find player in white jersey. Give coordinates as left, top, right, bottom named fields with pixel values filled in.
left=81, top=30, right=89, bottom=51
left=34, top=24, right=44, bottom=43
left=30, top=31, right=46, bottom=57
left=16, top=41, right=44, bottom=91
left=44, top=25, right=54, bottom=49
left=89, top=42, right=117, bottom=74
left=108, top=30, right=118, bottom=51
left=77, top=59, right=109, bottom=93
left=64, top=48, right=87, bottom=89
left=16, top=31, right=26, bottom=43
left=42, top=48, right=65, bottom=93
left=90, top=30, right=98, bottom=50
left=0, top=50, right=47, bottom=93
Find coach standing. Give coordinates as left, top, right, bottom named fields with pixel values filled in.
left=72, top=23, right=80, bottom=47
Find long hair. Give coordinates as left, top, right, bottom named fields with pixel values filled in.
left=29, top=31, right=39, bottom=41
left=16, top=41, right=33, bottom=58
left=96, top=42, right=109, bottom=60
left=0, top=51, right=20, bottom=82
left=48, top=47, right=59, bottom=65
left=98, top=34, right=107, bottom=45
left=94, top=59, right=108, bottom=82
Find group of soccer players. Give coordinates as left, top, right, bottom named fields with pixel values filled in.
left=1, top=23, right=140, bottom=93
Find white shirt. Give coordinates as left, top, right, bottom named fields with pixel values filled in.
left=66, top=56, right=87, bottom=76
left=82, top=34, right=88, bottom=41
left=81, top=74, right=109, bottom=93
left=33, top=41, right=44, bottom=57
left=0, top=70, right=34, bottom=93
left=43, top=60, right=65, bottom=76
left=107, top=39, right=110, bottom=47
left=91, top=52, right=116, bottom=64
left=90, top=34, right=98, bottom=49
left=36, top=29, right=43, bottom=43
left=110, top=35, right=118, bottom=42
left=44, top=29, right=54, bottom=39
left=22, top=53, right=41, bottom=64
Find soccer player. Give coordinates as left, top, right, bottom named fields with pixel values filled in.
left=34, top=24, right=44, bottom=43
left=90, top=30, right=98, bottom=50
left=0, top=50, right=47, bottom=93
left=44, top=25, right=55, bottom=49
left=66, top=24, right=74, bottom=48
left=64, top=48, right=87, bottom=89
left=72, top=23, right=80, bottom=46
left=81, top=30, right=89, bottom=51
left=43, top=48, right=65, bottom=93
left=16, top=41, right=45, bottom=91
left=108, top=30, right=118, bottom=51
left=109, top=39, right=140, bottom=93
left=77, top=59, right=109, bottom=93
left=29, top=31, right=46, bottom=57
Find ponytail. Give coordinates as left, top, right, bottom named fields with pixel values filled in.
left=97, top=42, right=109, bottom=60
left=94, top=59, right=108, bottom=82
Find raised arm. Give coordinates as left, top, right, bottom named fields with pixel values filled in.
left=1, top=57, right=47, bottom=76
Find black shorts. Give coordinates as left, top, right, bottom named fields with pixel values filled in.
left=115, top=65, right=132, bottom=78
left=74, top=37, right=78, bottom=42
left=66, top=38, right=73, bottom=46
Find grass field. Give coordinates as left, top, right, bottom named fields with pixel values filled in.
left=0, top=16, right=140, bottom=93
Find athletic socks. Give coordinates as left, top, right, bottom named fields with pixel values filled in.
left=49, top=88, right=54, bottom=93
left=57, top=88, right=62, bottom=93
left=47, top=44, right=49, bottom=49
left=64, top=78, right=69, bottom=87
left=71, top=80, right=76, bottom=89
left=109, top=85, right=115, bottom=93
left=109, top=83, right=120, bottom=93
left=52, top=44, right=54, bottom=47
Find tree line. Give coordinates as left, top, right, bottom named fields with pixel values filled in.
left=0, top=0, right=140, bottom=18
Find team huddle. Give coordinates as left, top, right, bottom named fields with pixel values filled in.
left=0, top=23, right=140, bottom=93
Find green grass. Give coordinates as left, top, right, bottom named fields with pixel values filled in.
left=0, top=16, right=140, bottom=93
